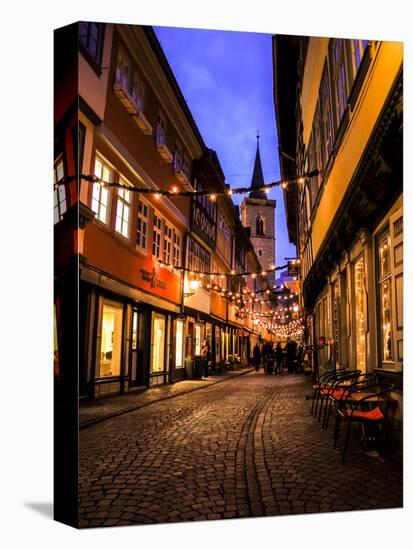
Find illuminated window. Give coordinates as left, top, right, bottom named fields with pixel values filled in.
left=151, top=313, right=166, bottom=373
left=195, top=324, right=201, bottom=356
left=115, top=181, right=131, bottom=238
left=136, top=201, right=148, bottom=250
left=152, top=214, right=162, bottom=258
left=378, top=232, right=393, bottom=362
left=92, top=158, right=110, bottom=224
left=99, top=299, right=123, bottom=378
left=175, top=319, right=184, bottom=368
left=354, top=255, right=366, bottom=372
left=54, top=156, right=67, bottom=224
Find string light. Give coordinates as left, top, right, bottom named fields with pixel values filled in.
left=53, top=171, right=319, bottom=195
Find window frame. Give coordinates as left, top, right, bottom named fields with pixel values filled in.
left=115, top=178, right=132, bottom=239
left=91, top=156, right=111, bottom=225
left=376, top=227, right=394, bottom=366
left=136, top=199, right=149, bottom=252
left=329, top=38, right=348, bottom=131
left=54, top=155, right=67, bottom=224
left=152, top=213, right=162, bottom=259
left=115, top=43, right=145, bottom=111
left=79, top=22, right=105, bottom=75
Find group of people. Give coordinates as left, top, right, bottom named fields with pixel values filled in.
left=253, top=340, right=303, bottom=375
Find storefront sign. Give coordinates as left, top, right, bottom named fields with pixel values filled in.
left=140, top=268, right=167, bottom=290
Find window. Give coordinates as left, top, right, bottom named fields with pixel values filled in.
left=256, top=215, right=264, bottom=236
left=156, top=111, right=167, bottom=146
left=164, top=223, right=173, bottom=265
left=354, top=256, right=366, bottom=372
left=79, top=22, right=104, bottom=66
left=174, top=142, right=182, bottom=172
left=115, top=181, right=131, bottom=238
left=131, top=70, right=144, bottom=111
left=182, top=152, right=190, bottom=178
left=151, top=313, right=166, bottom=373
left=115, top=45, right=145, bottom=111
left=377, top=232, right=393, bottom=362
left=258, top=249, right=262, bottom=256
left=115, top=45, right=130, bottom=91
left=351, top=39, right=369, bottom=74
left=173, top=232, right=181, bottom=267
left=215, top=326, right=221, bottom=363
left=99, top=299, right=123, bottom=378
left=307, top=133, right=318, bottom=209
left=175, top=319, right=184, bottom=368
left=195, top=324, right=201, bottom=356
left=54, top=157, right=67, bottom=224
left=219, top=216, right=231, bottom=241
left=188, top=237, right=211, bottom=283
left=136, top=200, right=149, bottom=250
left=152, top=214, right=162, bottom=258
left=92, top=158, right=110, bottom=223
left=313, top=101, right=323, bottom=185
left=319, top=65, right=334, bottom=165
left=329, top=39, right=348, bottom=129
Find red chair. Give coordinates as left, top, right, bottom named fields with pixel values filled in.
left=333, top=383, right=394, bottom=464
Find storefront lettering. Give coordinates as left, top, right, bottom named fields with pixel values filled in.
left=140, top=268, right=167, bottom=290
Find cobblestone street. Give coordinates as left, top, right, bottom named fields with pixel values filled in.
left=79, top=373, right=402, bottom=527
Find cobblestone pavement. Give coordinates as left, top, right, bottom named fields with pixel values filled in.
left=79, top=372, right=402, bottom=528
left=79, top=368, right=253, bottom=428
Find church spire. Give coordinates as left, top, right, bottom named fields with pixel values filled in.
left=249, top=131, right=266, bottom=199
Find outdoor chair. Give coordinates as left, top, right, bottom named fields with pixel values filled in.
left=317, top=370, right=361, bottom=425
left=311, top=368, right=349, bottom=418
left=333, top=382, right=394, bottom=464
left=323, top=372, right=378, bottom=430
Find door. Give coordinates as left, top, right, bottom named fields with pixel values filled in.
left=130, top=308, right=145, bottom=387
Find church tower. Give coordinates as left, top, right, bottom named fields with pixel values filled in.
left=241, top=134, right=276, bottom=286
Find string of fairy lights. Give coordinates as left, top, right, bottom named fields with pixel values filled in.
left=53, top=170, right=319, bottom=197
left=56, top=172, right=307, bottom=337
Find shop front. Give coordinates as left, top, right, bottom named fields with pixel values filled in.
left=79, top=265, right=181, bottom=397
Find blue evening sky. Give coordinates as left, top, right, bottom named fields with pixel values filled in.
left=154, top=26, right=296, bottom=266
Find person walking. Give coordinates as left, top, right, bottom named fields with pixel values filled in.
left=201, top=339, right=210, bottom=379
left=253, top=342, right=261, bottom=372
left=275, top=342, right=283, bottom=374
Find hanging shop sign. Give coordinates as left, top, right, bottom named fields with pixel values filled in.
left=287, top=260, right=300, bottom=277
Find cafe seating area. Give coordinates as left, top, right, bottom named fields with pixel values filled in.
left=310, top=368, right=395, bottom=464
